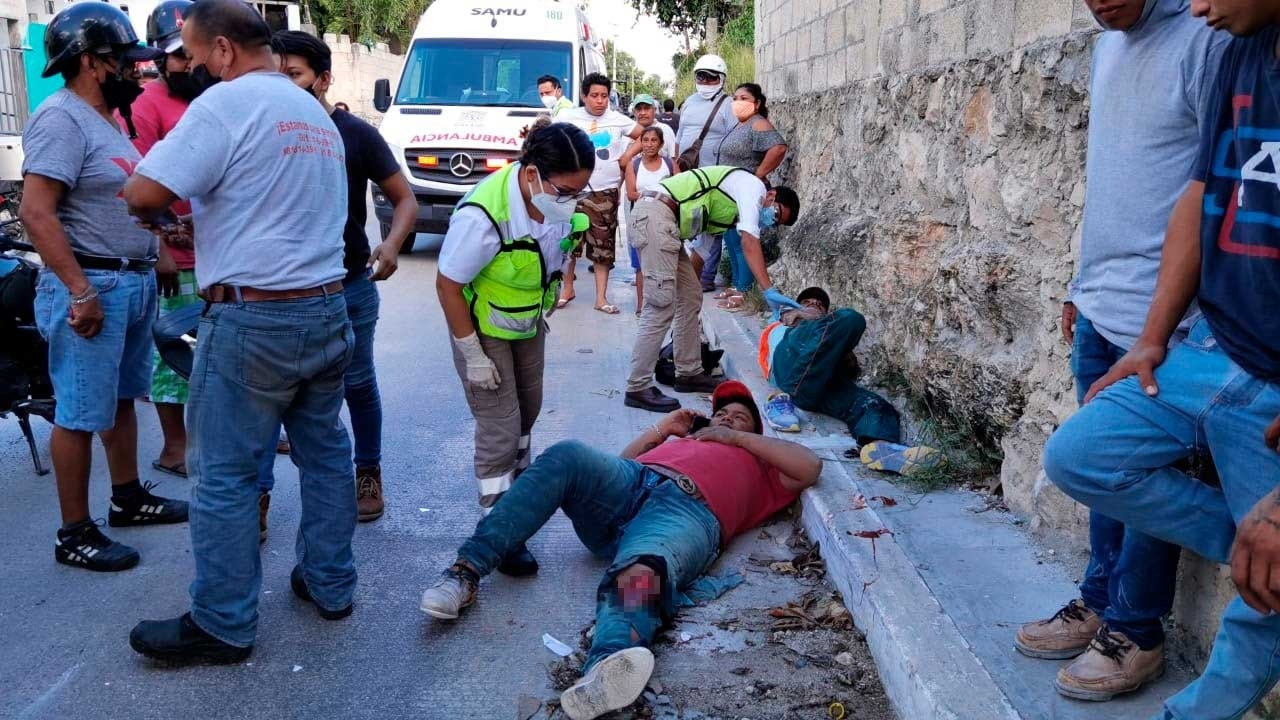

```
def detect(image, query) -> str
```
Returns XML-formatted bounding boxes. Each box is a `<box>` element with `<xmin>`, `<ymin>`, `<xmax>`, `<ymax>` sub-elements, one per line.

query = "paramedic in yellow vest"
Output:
<box><xmin>436</xmin><ymin>117</ymin><xmax>594</xmax><ymax>576</ymax></box>
<box><xmin>624</xmin><ymin>166</ymin><xmax>803</xmax><ymax>414</ymax></box>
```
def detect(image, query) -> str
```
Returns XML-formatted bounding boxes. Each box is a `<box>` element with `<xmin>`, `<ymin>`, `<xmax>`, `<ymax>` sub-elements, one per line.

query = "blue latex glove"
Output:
<box><xmin>763</xmin><ymin>286</ymin><xmax>802</xmax><ymax>320</ymax></box>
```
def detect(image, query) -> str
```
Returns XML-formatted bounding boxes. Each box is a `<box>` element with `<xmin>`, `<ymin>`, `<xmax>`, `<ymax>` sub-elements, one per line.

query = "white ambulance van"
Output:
<box><xmin>371</xmin><ymin>0</ymin><xmax>606</xmax><ymax>252</ymax></box>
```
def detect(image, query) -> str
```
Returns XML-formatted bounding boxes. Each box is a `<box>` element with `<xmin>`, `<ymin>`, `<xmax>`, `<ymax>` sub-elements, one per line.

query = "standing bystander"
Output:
<box><xmin>125</xmin><ymin>0</ymin><xmax>354</xmax><ymax>663</ymax></box>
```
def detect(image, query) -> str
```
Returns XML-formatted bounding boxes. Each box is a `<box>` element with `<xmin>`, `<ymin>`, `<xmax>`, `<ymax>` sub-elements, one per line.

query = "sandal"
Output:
<box><xmin>151</xmin><ymin>459</ymin><xmax>188</xmax><ymax>478</ymax></box>
<box><xmin>594</xmin><ymin>304</ymin><xmax>620</xmax><ymax>315</ymax></box>
<box><xmin>713</xmin><ymin>288</ymin><xmax>741</xmax><ymax>300</ymax></box>
<box><xmin>556</xmin><ymin>294</ymin><xmax>575</xmax><ymax>309</ymax></box>
<box><xmin>717</xmin><ymin>296</ymin><xmax>747</xmax><ymax>311</ymax></box>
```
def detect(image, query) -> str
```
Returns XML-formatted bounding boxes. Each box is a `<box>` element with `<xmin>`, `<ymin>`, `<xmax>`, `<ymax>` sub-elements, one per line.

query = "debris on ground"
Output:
<box><xmin>768</xmin><ymin>590</ymin><xmax>854</xmax><ymax>632</ymax></box>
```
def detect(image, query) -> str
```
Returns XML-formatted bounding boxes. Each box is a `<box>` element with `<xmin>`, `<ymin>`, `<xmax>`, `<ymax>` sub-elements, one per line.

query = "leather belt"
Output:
<box><xmin>643</xmin><ymin>464</ymin><xmax>706</xmax><ymax>502</ymax></box>
<box><xmin>638</xmin><ymin>191</ymin><xmax>679</xmax><ymax>216</ymax></box>
<box><xmin>199</xmin><ymin>281</ymin><xmax>343</xmax><ymax>303</ymax></box>
<box><xmin>74</xmin><ymin>252</ymin><xmax>156</xmax><ymax>272</ymax></box>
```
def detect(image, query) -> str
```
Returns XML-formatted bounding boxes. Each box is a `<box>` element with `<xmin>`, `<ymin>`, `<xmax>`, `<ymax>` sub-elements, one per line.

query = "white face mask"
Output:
<box><xmin>529</xmin><ymin>170</ymin><xmax>578</xmax><ymax>224</ymax></box>
<box><xmin>540</xmin><ymin>94</ymin><xmax>557</xmax><ymax>110</ymax></box>
<box><xmin>696</xmin><ymin>82</ymin><xmax>722</xmax><ymax>99</ymax></box>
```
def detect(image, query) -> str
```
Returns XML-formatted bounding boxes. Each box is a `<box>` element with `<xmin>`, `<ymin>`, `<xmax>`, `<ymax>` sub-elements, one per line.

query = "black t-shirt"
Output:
<box><xmin>331</xmin><ymin>108</ymin><xmax>401</xmax><ymax>277</ymax></box>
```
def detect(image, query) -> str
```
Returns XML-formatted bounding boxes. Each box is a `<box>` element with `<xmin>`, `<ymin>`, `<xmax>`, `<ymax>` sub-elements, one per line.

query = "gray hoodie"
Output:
<box><xmin>1069</xmin><ymin>0</ymin><xmax>1228</xmax><ymax>350</ymax></box>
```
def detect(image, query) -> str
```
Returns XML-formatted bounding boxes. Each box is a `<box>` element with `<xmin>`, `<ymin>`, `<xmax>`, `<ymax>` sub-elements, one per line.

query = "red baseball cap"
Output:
<box><xmin>712</xmin><ymin>380</ymin><xmax>763</xmax><ymax>434</ymax></box>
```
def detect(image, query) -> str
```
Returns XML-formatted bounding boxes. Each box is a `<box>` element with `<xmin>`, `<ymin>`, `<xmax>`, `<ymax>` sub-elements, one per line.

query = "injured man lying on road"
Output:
<box><xmin>419</xmin><ymin>380</ymin><xmax>822</xmax><ymax>720</ymax></box>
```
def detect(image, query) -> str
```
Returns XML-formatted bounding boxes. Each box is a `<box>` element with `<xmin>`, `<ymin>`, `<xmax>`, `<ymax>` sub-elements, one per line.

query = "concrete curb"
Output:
<box><xmin>704</xmin><ymin>301</ymin><xmax>1022</xmax><ymax>720</ymax></box>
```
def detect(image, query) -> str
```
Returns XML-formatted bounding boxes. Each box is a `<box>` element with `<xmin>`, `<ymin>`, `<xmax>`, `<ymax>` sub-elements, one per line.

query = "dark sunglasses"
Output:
<box><xmin>694</xmin><ymin>71</ymin><xmax>721</xmax><ymax>83</ymax></box>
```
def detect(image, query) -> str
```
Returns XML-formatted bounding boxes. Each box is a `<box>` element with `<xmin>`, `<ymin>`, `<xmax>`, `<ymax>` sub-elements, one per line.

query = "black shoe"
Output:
<box><xmin>290</xmin><ymin>565</ymin><xmax>353</xmax><ymax>620</ymax></box>
<box><xmin>108</xmin><ymin>481</ymin><xmax>189</xmax><ymax>527</ymax></box>
<box><xmin>497</xmin><ymin>543</ymin><xmax>539</xmax><ymax>577</ymax></box>
<box><xmin>130</xmin><ymin>613</ymin><xmax>252</xmax><ymax>665</ymax></box>
<box><xmin>55</xmin><ymin>520</ymin><xmax>139</xmax><ymax>572</ymax></box>
<box><xmin>673</xmin><ymin>371</ymin><xmax>724</xmax><ymax>394</ymax></box>
<box><xmin>624</xmin><ymin>387</ymin><xmax>680</xmax><ymax>413</ymax></box>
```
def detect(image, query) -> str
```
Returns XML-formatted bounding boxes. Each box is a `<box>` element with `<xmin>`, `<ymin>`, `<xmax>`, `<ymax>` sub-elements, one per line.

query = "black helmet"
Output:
<box><xmin>147</xmin><ymin>0</ymin><xmax>192</xmax><ymax>53</ymax></box>
<box><xmin>41</xmin><ymin>3</ymin><xmax>163</xmax><ymax>78</ymax></box>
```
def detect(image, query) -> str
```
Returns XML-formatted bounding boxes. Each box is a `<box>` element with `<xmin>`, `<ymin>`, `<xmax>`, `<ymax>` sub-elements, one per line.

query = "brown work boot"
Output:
<box><xmin>356</xmin><ymin>465</ymin><xmax>384</xmax><ymax>522</ymax></box>
<box><xmin>258</xmin><ymin>492</ymin><xmax>270</xmax><ymax>543</ymax></box>
<box><xmin>1055</xmin><ymin>626</ymin><xmax>1164</xmax><ymax>701</ymax></box>
<box><xmin>1015</xmin><ymin>599</ymin><xmax>1101</xmax><ymax>659</ymax></box>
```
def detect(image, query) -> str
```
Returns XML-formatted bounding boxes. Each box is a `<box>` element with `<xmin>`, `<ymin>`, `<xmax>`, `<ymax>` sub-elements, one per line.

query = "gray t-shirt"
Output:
<box><xmin>21</xmin><ymin>89</ymin><xmax>158</xmax><ymax>260</ymax></box>
<box><xmin>677</xmin><ymin>91</ymin><xmax>736</xmax><ymax>167</ymax></box>
<box><xmin>136</xmin><ymin>72</ymin><xmax>346</xmax><ymax>291</ymax></box>
<box><xmin>1070</xmin><ymin>0</ymin><xmax>1228</xmax><ymax>350</ymax></box>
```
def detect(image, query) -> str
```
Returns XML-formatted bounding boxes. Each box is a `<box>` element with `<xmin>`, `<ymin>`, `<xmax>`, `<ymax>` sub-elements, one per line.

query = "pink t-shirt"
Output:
<box><xmin>637</xmin><ymin>437</ymin><xmax>797</xmax><ymax>545</ymax></box>
<box><xmin>117</xmin><ymin>81</ymin><xmax>194</xmax><ymax>268</ymax></box>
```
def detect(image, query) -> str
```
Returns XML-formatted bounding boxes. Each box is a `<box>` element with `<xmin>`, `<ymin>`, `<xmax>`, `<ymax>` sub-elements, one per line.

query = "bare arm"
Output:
<box><xmin>620</xmin><ymin>409</ymin><xmax>702</xmax><ymax>459</ymax></box>
<box><xmin>738</xmin><ymin>231</ymin><xmax>773</xmax><ymax>291</ymax></box>
<box><xmin>1084</xmin><ymin>181</ymin><xmax>1203</xmax><ymax>401</ymax></box>
<box><xmin>756</xmin><ymin>145</ymin><xmax>788</xmax><ymax>180</ymax></box>
<box><xmin>436</xmin><ymin>273</ymin><xmax>477</xmax><ymax>340</ymax></box>
<box><xmin>123</xmin><ymin>173</ymin><xmax>179</xmax><ymax>222</ymax></box>
<box><xmin>368</xmin><ymin>171</ymin><xmax>418</xmax><ymax>281</ymax></box>
<box><xmin>693</xmin><ymin>426</ymin><xmax>822</xmax><ymax>492</ymax></box>
<box><xmin>624</xmin><ymin>160</ymin><xmax>640</xmax><ymax>202</ymax></box>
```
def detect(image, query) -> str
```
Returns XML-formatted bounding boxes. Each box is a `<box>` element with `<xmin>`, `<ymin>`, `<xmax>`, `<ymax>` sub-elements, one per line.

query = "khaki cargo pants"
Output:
<box><xmin>626</xmin><ymin>198</ymin><xmax>703</xmax><ymax>393</ymax></box>
<box><xmin>451</xmin><ymin>325</ymin><xmax>546</xmax><ymax>510</ymax></box>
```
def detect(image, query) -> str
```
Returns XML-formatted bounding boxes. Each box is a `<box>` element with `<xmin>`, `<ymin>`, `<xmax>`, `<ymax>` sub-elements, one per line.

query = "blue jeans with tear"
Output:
<box><xmin>1045</xmin><ymin>318</ymin><xmax>1280</xmax><ymax>720</ymax></box>
<box><xmin>186</xmin><ymin>293</ymin><xmax>355</xmax><ymax>647</ymax></box>
<box><xmin>1070</xmin><ymin>314</ymin><xmax>1181</xmax><ymax>650</ymax></box>
<box><xmin>456</xmin><ymin>440</ymin><xmax>721</xmax><ymax>670</ymax></box>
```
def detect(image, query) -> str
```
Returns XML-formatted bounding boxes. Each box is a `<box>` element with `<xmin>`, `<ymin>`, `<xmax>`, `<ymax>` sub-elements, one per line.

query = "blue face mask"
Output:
<box><xmin>760</xmin><ymin>204</ymin><xmax>779</xmax><ymax>229</ymax></box>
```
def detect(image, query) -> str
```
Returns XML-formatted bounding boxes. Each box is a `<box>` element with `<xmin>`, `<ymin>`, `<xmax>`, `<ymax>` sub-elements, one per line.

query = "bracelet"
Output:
<box><xmin>651</xmin><ymin>423</ymin><xmax>665</xmax><ymax>439</ymax></box>
<box><xmin>70</xmin><ymin>287</ymin><xmax>99</xmax><ymax>306</ymax></box>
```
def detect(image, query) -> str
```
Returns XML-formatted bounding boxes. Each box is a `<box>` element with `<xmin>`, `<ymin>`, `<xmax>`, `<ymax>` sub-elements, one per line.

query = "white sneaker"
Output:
<box><xmin>560</xmin><ymin>647</ymin><xmax>655</xmax><ymax>720</ymax></box>
<box><xmin>419</xmin><ymin>570</ymin><xmax>477</xmax><ymax>620</ymax></box>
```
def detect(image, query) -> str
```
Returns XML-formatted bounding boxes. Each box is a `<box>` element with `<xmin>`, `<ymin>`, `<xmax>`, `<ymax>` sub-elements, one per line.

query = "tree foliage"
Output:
<box><xmin>603</xmin><ymin>44</ymin><xmax>671</xmax><ymax>105</ymax></box>
<box><xmin>308</xmin><ymin>0</ymin><xmax>431</xmax><ymax>51</ymax></box>
<box><xmin>626</xmin><ymin>0</ymin><xmax>744</xmax><ymax>44</ymax></box>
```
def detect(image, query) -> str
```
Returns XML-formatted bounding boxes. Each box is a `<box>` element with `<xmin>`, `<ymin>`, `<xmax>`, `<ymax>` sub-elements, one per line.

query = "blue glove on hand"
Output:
<box><xmin>763</xmin><ymin>287</ymin><xmax>802</xmax><ymax>320</ymax></box>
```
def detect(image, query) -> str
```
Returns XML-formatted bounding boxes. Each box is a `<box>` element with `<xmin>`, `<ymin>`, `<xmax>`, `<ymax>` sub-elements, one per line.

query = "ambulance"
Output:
<box><xmin>371</xmin><ymin>0</ymin><xmax>607</xmax><ymax>252</ymax></box>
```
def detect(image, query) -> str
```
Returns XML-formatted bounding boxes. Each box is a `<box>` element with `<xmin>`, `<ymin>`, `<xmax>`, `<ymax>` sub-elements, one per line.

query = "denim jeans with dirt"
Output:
<box><xmin>456</xmin><ymin>440</ymin><xmax>721</xmax><ymax>671</ymax></box>
<box><xmin>1070</xmin><ymin>313</ymin><xmax>1181</xmax><ymax>651</ymax></box>
<box><xmin>1046</xmin><ymin>318</ymin><xmax>1280</xmax><ymax>719</ymax></box>
<box><xmin>186</xmin><ymin>294</ymin><xmax>355</xmax><ymax>647</ymax></box>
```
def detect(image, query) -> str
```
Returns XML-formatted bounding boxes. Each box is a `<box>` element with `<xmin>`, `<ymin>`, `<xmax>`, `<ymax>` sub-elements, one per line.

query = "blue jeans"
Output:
<box><xmin>34</xmin><ymin>269</ymin><xmax>157</xmax><ymax>431</ymax></box>
<box><xmin>1045</xmin><ymin>318</ymin><xmax>1280</xmax><ymax>719</ymax></box>
<box><xmin>722</xmin><ymin>228</ymin><xmax>754</xmax><ymax>292</ymax></box>
<box><xmin>456</xmin><ymin>440</ymin><xmax>721</xmax><ymax>670</ymax></box>
<box><xmin>1070</xmin><ymin>314</ymin><xmax>1181</xmax><ymax>650</ymax></box>
<box><xmin>186</xmin><ymin>293</ymin><xmax>355</xmax><ymax>647</ymax></box>
<box><xmin>256</xmin><ymin>272</ymin><xmax>382</xmax><ymax>492</ymax></box>
<box><xmin>698</xmin><ymin>234</ymin><xmax>722</xmax><ymax>288</ymax></box>
<box><xmin>342</xmin><ymin>272</ymin><xmax>382</xmax><ymax>468</ymax></box>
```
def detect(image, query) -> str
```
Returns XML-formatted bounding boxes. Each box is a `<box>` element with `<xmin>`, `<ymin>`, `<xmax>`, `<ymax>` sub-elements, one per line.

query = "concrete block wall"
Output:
<box><xmin>323</xmin><ymin>33</ymin><xmax>404</xmax><ymax>122</ymax></box>
<box><xmin>754</xmin><ymin>0</ymin><xmax>1257</xmax><ymax>706</ymax></box>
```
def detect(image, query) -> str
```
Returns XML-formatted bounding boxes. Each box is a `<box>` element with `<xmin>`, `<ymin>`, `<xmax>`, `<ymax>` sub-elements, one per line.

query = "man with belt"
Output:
<box><xmin>21</xmin><ymin>2</ymin><xmax>183</xmax><ymax>574</ymax></box>
<box><xmin>123</xmin><ymin>0</ymin><xmax>354</xmax><ymax>664</ymax></box>
<box><xmin>419</xmin><ymin>380</ymin><xmax>822</xmax><ymax>720</ymax></box>
<box><xmin>624</xmin><ymin>166</ymin><xmax>802</xmax><ymax>413</ymax></box>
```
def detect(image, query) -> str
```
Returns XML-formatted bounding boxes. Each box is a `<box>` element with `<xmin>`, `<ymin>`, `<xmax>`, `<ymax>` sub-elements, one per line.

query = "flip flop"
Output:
<box><xmin>717</xmin><ymin>296</ymin><xmax>747</xmax><ymax>311</ymax></box>
<box><xmin>152</xmin><ymin>459</ymin><xmax>188</xmax><ymax>478</ymax></box>
<box><xmin>594</xmin><ymin>304</ymin><xmax>620</xmax><ymax>315</ymax></box>
<box><xmin>713</xmin><ymin>288</ymin><xmax>742</xmax><ymax>300</ymax></box>
<box><xmin>556</xmin><ymin>294</ymin><xmax>576</xmax><ymax>309</ymax></box>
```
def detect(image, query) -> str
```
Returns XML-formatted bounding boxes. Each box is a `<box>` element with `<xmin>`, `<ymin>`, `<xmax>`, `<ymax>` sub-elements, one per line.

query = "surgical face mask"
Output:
<box><xmin>188</xmin><ymin>65</ymin><xmax>221</xmax><ymax>95</ymax></box>
<box><xmin>101</xmin><ymin>71</ymin><xmax>143</xmax><ymax>111</ymax></box>
<box><xmin>165</xmin><ymin>71</ymin><xmax>202</xmax><ymax>102</ymax></box>
<box><xmin>696</xmin><ymin>81</ymin><xmax>722</xmax><ymax>100</ymax></box>
<box><xmin>540</xmin><ymin>94</ymin><xmax>557</xmax><ymax>110</ymax></box>
<box><xmin>732</xmin><ymin>99</ymin><xmax>755</xmax><ymax>122</ymax></box>
<box><xmin>760</xmin><ymin>204</ymin><xmax>779</xmax><ymax>229</ymax></box>
<box><xmin>529</xmin><ymin>171</ymin><xmax>578</xmax><ymax>224</ymax></box>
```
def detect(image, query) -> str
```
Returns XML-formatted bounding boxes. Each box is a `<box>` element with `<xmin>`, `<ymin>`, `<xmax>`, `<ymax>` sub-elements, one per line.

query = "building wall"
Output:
<box><xmin>324</xmin><ymin>34</ymin><xmax>404</xmax><ymax>123</ymax></box>
<box><xmin>754</xmin><ymin>0</ymin><xmax>1249</xmax><ymax>696</ymax></box>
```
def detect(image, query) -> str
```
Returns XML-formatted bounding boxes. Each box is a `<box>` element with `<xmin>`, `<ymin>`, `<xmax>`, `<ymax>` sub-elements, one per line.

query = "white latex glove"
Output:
<box><xmin>453</xmin><ymin>333</ymin><xmax>500</xmax><ymax>390</ymax></box>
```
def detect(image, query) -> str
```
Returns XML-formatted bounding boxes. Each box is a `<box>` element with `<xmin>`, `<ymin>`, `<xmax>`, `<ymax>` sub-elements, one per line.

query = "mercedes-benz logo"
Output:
<box><xmin>449</xmin><ymin>153</ymin><xmax>475</xmax><ymax>178</ymax></box>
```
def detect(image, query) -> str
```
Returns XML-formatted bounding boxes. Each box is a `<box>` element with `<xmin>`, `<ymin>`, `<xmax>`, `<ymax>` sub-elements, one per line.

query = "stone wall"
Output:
<box><xmin>754</xmin><ymin>0</ymin><xmax>1243</xmax><ymax>691</ymax></box>
<box><xmin>323</xmin><ymin>34</ymin><xmax>404</xmax><ymax>122</ymax></box>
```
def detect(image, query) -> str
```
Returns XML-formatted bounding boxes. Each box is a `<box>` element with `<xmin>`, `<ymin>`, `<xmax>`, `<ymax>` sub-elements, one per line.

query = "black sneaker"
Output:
<box><xmin>55</xmin><ymin>520</ymin><xmax>140</xmax><ymax>572</ymax></box>
<box><xmin>673</xmin><ymin>372</ymin><xmax>724</xmax><ymax>394</ymax></box>
<box><xmin>290</xmin><ymin>565</ymin><xmax>353</xmax><ymax>620</ymax></box>
<box><xmin>108</xmin><ymin>481</ymin><xmax>189</xmax><ymax>527</ymax></box>
<box><xmin>624</xmin><ymin>387</ymin><xmax>680</xmax><ymax>413</ymax></box>
<box><xmin>497</xmin><ymin>543</ymin><xmax>539</xmax><ymax>577</ymax></box>
<box><xmin>130</xmin><ymin>613</ymin><xmax>252</xmax><ymax>665</ymax></box>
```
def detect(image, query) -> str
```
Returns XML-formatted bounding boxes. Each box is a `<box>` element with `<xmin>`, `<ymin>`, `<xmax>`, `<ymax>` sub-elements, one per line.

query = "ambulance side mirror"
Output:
<box><xmin>374</xmin><ymin>79</ymin><xmax>391</xmax><ymax>113</ymax></box>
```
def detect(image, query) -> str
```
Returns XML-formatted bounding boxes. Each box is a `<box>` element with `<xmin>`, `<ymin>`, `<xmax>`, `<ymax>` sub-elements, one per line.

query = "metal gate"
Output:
<box><xmin>0</xmin><ymin>49</ymin><xmax>28</xmax><ymax>135</ymax></box>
